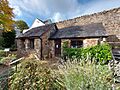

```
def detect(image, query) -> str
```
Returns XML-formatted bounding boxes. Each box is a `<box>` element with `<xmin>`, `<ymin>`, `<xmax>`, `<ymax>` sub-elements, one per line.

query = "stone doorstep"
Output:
<box><xmin>115</xmin><ymin>76</ymin><xmax>120</xmax><ymax>83</ymax></box>
<box><xmin>115</xmin><ymin>57</ymin><xmax>120</xmax><ymax>60</ymax></box>
<box><xmin>113</xmin><ymin>53</ymin><xmax>120</xmax><ymax>56</ymax></box>
<box><xmin>116</xmin><ymin>35</ymin><xmax>120</xmax><ymax>39</ymax></box>
<box><xmin>109</xmin><ymin>59</ymin><xmax>120</xmax><ymax>83</ymax></box>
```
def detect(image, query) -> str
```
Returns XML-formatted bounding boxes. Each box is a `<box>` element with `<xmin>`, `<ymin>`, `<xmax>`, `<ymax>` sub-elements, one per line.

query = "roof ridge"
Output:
<box><xmin>29</xmin><ymin>23</ymin><xmax>55</xmax><ymax>30</ymax></box>
<box><xmin>36</xmin><ymin>18</ymin><xmax>44</xmax><ymax>23</ymax></box>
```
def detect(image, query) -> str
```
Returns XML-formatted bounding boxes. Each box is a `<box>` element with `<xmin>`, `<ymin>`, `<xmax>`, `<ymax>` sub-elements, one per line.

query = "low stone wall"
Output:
<box><xmin>109</xmin><ymin>59</ymin><xmax>120</xmax><ymax>82</ymax></box>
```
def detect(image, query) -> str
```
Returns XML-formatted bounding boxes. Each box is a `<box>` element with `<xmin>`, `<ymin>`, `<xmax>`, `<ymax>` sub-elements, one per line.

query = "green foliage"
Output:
<box><xmin>0</xmin><ymin>50</ymin><xmax>6</xmax><ymax>57</ymax></box>
<box><xmin>63</xmin><ymin>43</ymin><xmax>112</xmax><ymax>64</ymax></box>
<box><xmin>9</xmin><ymin>59</ymin><xmax>63</xmax><ymax>90</ymax></box>
<box><xmin>9</xmin><ymin>57</ymin><xmax>119</xmax><ymax>90</ymax></box>
<box><xmin>0</xmin><ymin>0</ymin><xmax>14</xmax><ymax>31</ymax></box>
<box><xmin>58</xmin><ymin>60</ymin><xmax>113</xmax><ymax>90</ymax></box>
<box><xmin>0</xmin><ymin>54</ymin><xmax>16</xmax><ymax>63</ymax></box>
<box><xmin>2</xmin><ymin>30</ymin><xmax>16</xmax><ymax>48</ymax></box>
<box><xmin>0</xmin><ymin>50</ymin><xmax>16</xmax><ymax>63</ymax></box>
<box><xmin>0</xmin><ymin>36</ymin><xmax>4</xmax><ymax>49</ymax></box>
<box><xmin>15</xmin><ymin>20</ymin><xmax>29</xmax><ymax>33</ymax></box>
<box><xmin>62</xmin><ymin>41</ymin><xmax>69</xmax><ymax>49</ymax></box>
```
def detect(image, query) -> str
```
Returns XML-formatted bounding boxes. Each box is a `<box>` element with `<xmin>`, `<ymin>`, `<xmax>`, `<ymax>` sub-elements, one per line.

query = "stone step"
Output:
<box><xmin>115</xmin><ymin>57</ymin><xmax>120</xmax><ymax>60</ymax></box>
<box><xmin>113</xmin><ymin>54</ymin><xmax>120</xmax><ymax>57</ymax></box>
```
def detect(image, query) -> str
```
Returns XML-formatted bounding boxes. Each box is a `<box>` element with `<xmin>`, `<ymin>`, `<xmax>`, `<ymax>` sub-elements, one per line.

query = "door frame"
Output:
<box><xmin>54</xmin><ymin>39</ymin><xmax>61</xmax><ymax>57</ymax></box>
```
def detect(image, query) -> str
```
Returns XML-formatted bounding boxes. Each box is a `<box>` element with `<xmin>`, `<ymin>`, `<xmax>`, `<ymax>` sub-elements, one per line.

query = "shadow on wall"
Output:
<box><xmin>107</xmin><ymin>35</ymin><xmax>120</xmax><ymax>42</ymax></box>
<box><xmin>107</xmin><ymin>35</ymin><xmax>120</xmax><ymax>49</ymax></box>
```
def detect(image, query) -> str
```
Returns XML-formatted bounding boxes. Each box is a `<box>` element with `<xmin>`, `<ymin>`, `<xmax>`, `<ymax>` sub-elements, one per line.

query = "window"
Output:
<box><xmin>71</xmin><ymin>40</ymin><xmax>83</xmax><ymax>48</ymax></box>
<box><xmin>30</xmin><ymin>39</ymin><xmax>34</xmax><ymax>49</ymax></box>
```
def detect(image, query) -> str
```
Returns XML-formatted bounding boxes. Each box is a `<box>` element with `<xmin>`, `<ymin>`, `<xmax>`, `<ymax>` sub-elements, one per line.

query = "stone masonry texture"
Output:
<box><xmin>56</xmin><ymin>7</ymin><xmax>120</xmax><ymax>42</ymax></box>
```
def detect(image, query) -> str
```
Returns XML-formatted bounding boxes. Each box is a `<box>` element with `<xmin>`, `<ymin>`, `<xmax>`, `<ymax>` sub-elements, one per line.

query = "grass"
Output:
<box><xmin>57</xmin><ymin>60</ymin><xmax>113</xmax><ymax>90</ymax></box>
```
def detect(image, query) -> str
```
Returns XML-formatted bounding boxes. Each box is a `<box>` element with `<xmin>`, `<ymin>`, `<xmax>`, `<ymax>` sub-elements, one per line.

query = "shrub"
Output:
<box><xmin>0</xmin><ymin>50</ymin><xmax>6</xmax><ymax>57</ymax></box>
<box><xmin>9</xmin><ymin>59</ymin><xmax>64</xmax><ymax>90</ymax></box>
<box><xmin>0</xmin><ymin>54</ymin><xmax>16</xmax><ymax>64</ymax></box>
<box><xmin>63</xmin><ymin>43</ymin><xmax>112</xmax><ymax>64</ymax></box>
<box><xmin>9</xmin><ymin>56</ymin><xmax>119</xmax><ymax>90</ymax></box>
<box><xmin>0</xmin><ymin>36</ymin><xmax>4</xmax><ymax>49</ymax></box>
<box><xmin>58</xmin><ymin>60</ymin><xmax>113</xmax><ymax>90</ymax></box>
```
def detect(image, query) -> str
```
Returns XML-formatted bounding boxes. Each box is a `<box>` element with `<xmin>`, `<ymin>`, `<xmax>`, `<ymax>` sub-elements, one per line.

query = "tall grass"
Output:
<box><xmin>58</xmin><ymin>60</ymin><xmax>113</xmax><ymax>90</ymax></box>
<box><xmin>9</xmin><ymin>56</ymin><xmax>119</xmax><ymax>90</ymax></box>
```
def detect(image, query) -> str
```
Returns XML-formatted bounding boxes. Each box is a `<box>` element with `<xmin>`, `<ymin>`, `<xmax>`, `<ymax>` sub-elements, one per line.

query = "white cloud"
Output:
<box><xmin>12</xmin><ymin>6</ymin><xmax>22</xmax><ymax>16</ymax></box>
<box><xmin>82</xmin><ymin>0</ymin><xmax>120</xmax><ymax>15</ymax></box>
<box><xmin>52</xmin><ymin>12</ymin><xmax>65</xmax><ymax>22</ymax></box>
<box><xmin>8</xmin><ymin>0</ymin><xmax>82</xmax><ymax>22</ymax></box>
<box><xmin>8</xmin><ymin>0</ymin><xmax>120</xmax><ymax>24</ymax></box>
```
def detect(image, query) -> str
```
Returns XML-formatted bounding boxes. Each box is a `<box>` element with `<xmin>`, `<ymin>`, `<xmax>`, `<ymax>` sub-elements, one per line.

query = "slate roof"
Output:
<box><xmin>50</xmin><ymin>23</ymin><xmax>108</xmax><ymax>39</ymax></box>
<box><xmin>17</xmin><ymin>23</ymin><xmax>56</xmax><ymax>38</ymax></box>
<box><xmin>17</xmin><ymin>23</ymin><xmax>107</xmax><ymax>39</ymax></box>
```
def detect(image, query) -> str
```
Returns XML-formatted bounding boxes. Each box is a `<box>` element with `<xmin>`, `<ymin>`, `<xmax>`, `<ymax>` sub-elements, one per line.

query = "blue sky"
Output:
<box><xmin>8</xmin><ymin>0</ymin><xmax>120</xmax><ymax>27</ymax></box>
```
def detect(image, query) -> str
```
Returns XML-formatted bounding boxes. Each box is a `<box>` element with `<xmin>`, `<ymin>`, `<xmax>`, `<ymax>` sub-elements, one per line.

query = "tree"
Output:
<box><xmin>2</xmin><ymin>30</ymin><xmax>16</xmax><ymax>48</ymax></box>
<box><xmin>15</xmin><ymin>20</ymin><xmax>29</xmax><ymax>33</ymax></box>
<box><xmin>0</xmin><ymin>0</ymin><xmax>14</xmax><ymax>31</ymax></box>
<box><xmin>0</xmin><ymin>0</ymin><xmax>15</xmax><ymax>48</ymax></box>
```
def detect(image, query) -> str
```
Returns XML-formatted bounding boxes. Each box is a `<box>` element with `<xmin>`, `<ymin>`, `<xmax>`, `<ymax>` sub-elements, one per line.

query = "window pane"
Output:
<box><xmin>71</xmin><ymin>40</ymin><xmax>83</xmax><ymax>48</ymax></box>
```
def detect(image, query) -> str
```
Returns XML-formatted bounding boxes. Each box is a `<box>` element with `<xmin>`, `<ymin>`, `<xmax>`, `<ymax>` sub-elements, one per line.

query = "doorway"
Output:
<box><xmin>55</xmin><ymin>39</ymin><xmax>61</xmax><ymax>57</ymax></box>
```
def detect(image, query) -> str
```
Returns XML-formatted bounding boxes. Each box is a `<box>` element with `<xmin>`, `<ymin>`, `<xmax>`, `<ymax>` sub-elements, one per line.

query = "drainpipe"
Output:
<box><xmin>39</xmin><ymin>38</ymin><xmax>43</xmax><ymax>60</ymax></box>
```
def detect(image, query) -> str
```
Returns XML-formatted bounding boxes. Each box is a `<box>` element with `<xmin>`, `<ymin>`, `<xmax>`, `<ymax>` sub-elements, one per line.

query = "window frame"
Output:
<box><xmin>71</xmin><ymin>39</ymin><xmax>83</xmax><ymax>48</ymax></box>
<box><xmin>30</xmin><ymin>39</ymin><xmax>34</xmax><ymax>49</ymax></box>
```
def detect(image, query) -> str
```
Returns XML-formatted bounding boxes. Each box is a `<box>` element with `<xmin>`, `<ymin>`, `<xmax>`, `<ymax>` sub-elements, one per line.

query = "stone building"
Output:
<box><xmin>16</xmin><ymin>23</ymin><xmax>107</xmax><ymax>59</ymax></box>
<box><xmin>16</xmin><ymin>7</ymin><xmax>120</xmax><ymax>59</ymax></box>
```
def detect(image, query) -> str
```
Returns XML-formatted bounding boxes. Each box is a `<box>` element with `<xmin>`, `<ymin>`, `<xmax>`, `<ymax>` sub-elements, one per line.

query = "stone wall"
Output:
<box><xmin>17</xmin><ymin>27</ymin><xmax>56</xmax><ymax>59</ymax></box>
<box><xmin>41</xmin><ymin>29</ymin><xmax>55</xmax><ymax>59</ymax></box>
<box><xmin>34</xmin><ymin>39</ymin><xmax>41</xmax><ymax>59</ymax></box>
<box><xmin>56</xmin><ymin>7</ymin><xmax>120</xmax><ymax>42</ymax></box>
<box><xmin>17</xmin><ymin>39</ymin><xmax>26</xmax><ymax>58</ymax></box>
<box><xmin>17</xmin><ymin>38</ymin><xmax>42</xmax><ymax>59</ymax></box>
<box><xmin>49</xmin><ymin>40</ymin><xmax>55</xmax><ymax>58</ymax></box>
<box><xmin>83</xmin><ymin>38</ymin><xmax>99</xmax><ymax>48</ymax></box>
<box><xmin>41</xmin><ymin>34</ymin><xmax>50</xmax><ymax>59</ymax></box>
<box><xmin>17</xmin><ymin>39</ymin><xmax>25</xmax><ymax>49</ymax></box>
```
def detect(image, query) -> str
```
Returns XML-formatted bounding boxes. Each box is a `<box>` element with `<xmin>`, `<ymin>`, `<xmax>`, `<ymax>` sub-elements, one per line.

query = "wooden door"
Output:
<box><xmin>55</xmin><ymin>39</ymin><xmax>61</xmax><ymax>57</ymax></box>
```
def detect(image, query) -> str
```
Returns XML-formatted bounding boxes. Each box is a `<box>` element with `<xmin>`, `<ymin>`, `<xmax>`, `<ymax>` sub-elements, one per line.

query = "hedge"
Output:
<box><xmin>63</xmin><ymin>43</ymin><xmax>112</xmax><ymax>64</ymax></box>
